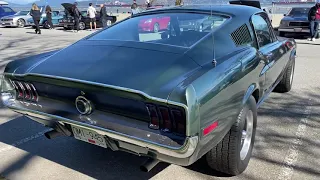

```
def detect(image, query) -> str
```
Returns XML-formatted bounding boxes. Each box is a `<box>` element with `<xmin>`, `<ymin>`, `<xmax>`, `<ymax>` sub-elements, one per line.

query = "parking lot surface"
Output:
<box><xmin>0</xmin><ymin>27</ymin><xmax>319</xmax><ymax>180</ymax></box>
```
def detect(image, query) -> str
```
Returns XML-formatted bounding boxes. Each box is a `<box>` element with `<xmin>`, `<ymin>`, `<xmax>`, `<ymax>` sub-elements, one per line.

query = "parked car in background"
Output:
<box><xmin>138</xmin><ymin>15</ymin><xmax>170</xmax><ymax>33</ymax></box>
<box><xmin>0</xmin><ymin>1</ymin><xmax>297</xmax><ymax>176</ymax></box>
<box><xmin>278</xmin><ymin>7</ymin><xmax>319</xmax><ymax>37</ymax></box>
<box><xmin>0</xmin><ymin>10</ymin><xmax>31</xmax><ymax>28</ymax></box>
<box><xmin>28</xmin><ymin>10</ymin><xmax>63</xmax><ymax>29</ymax></box>
<box><xmin>59</xmin><ymin>3</ymin><xmax>117</xmax><ymax>30</ymax></box>
<box><xmin>0</xmin><ymin>5</ymin><xmax>15</xmax><ymax>19</ymax></box>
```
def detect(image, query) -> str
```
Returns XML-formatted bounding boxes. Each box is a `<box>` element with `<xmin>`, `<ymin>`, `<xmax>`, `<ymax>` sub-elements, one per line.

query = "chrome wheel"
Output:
<box><xmin>199</xmin><ymin>24</ymin><xmax>203</xmax><ymax>32</ymax></box>
<box><xmin>79</xmin><ymin>22</ymin><xmax>85</xmax><ymax>30</ymax></box>
<box><xmin>153</xmin><ymin>23</ymin><xmax>159</xmax><ymax>33</ymax></box>
<box><xmin>107</xmin><ymin>20</ymin><xmax>112</xmax><ymax>26</ymax></box>
<box><xmin>240</xmin><ymin>110</ymin><xmax>254</xmax><ymax>160</ymax></box>
<box><xmin>17</xmin><ymin>19</ymin><xmax>25</xmax><ymax>28</ymax></box>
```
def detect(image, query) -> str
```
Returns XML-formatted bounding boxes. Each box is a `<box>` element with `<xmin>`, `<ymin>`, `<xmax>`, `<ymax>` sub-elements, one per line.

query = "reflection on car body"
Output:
<box><xmin>0</xmin><ymin>1</ymin><xmax>297</xmax><ymax>177</ymax></box>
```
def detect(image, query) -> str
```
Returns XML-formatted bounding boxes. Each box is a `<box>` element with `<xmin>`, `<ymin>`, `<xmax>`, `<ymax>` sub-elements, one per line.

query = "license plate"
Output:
<box><xmin>294</xmin><ymin>28</ymin><xmax>302</xmax><ymax>32</ymax></box>
<box><xmin>64</xmin><ymin>25</ymin><xmax>67</xmax><ymax>27</ymax></box>
<box><xmin>71</xmin><ymin>125</ymin><xmax>108</xmax><ymax>148</ymax></box>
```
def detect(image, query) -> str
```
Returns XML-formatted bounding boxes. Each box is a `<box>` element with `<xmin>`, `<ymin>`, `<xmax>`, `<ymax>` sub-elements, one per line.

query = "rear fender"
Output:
<box><xmin>242</xmin><ymin>83</ymin><xmax>259</xmax><ymax>106</ymax></box>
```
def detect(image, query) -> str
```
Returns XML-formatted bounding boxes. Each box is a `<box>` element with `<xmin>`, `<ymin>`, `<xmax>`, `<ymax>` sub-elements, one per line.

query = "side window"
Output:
<box><xmin>251</xmin><ymin>14</ymin><xmax>273</xmax><ymax>48</ymax></box>
<box><xmin>2</xmin><ymin>7</ymin><xmax>14</xmax><ymax>13</ymax></box>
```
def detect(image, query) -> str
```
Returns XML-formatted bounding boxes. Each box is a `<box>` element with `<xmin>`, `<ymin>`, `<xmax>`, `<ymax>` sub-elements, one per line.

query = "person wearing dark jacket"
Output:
<box><xmin>308</xmin><ymin>1</ymin><xmax>320</xmax><ymax>41</ymax></box>
<box><xmin>30</xmin><ymin>3</ymin><xmax>41</xmax><ymax>34</ymax></box>
<box><xmin>72</xmin><ymin>2</ymin><xmax>81</xmax><ymax>32</ymax></box>
<box><xmin>45</xmin><ymin>5</ymin><xmax>54</xmax><ymax>30</ymax></box>
<box><xmin>100</xmin><ymin>4</ymin><xmax>108</xmax><ymax>27</ymax></box>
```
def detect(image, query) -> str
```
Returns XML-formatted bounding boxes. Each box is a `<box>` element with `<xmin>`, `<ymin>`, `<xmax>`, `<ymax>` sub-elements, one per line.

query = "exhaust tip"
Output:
<box><xmin>140</xmin><ymin>158</ymin><xmax>159</xmax><ymax>172</ymax></box>
<box><xmin>140</xmin><ymin>165</ymin><xmax>149</xmax><ymax>172</ymax></box>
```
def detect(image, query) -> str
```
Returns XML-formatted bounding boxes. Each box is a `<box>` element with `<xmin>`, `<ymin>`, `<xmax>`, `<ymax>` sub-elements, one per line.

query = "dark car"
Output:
<box><xmin>0</xmin><ymin>6</ymin><xmax>15</xmax><ymax>19</ymax></box>
<box><xmin>59</xmin><ymin>3</ymin><xmax>117</xmax><ymax>30</ymax></box>
<box><xmin>0</xmin><ymin>1</ymin><xmax>296</xmax><ymax>176</ymax></box>
<box><xmin>278</xmin><ymin>7</ymin><xmax>320</xmax><ymax>37</ymax></box>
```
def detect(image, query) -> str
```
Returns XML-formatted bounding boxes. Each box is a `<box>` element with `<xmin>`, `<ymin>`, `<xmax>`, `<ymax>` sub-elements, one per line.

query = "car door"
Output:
<box><xmin>250</xmin><ymin>13</ymin><xmax>284</xmax><ymax>92</ymax></box>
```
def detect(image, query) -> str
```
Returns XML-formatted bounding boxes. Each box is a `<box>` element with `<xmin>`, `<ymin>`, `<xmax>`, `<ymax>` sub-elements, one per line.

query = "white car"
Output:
<box><xmin>0</xmin><ymin>11</ymin><xmax>31</xmax><ymax>28</ymax></box>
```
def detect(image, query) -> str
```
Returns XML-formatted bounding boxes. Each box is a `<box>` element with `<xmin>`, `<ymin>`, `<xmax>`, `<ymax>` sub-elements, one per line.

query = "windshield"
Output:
<box><xmin>15</xmin><ymin>11</ymin><xmax>29</xmax><ymax>16</ymax></box>
<box><xmin>88</xmin><ymin>13</ymin><xmax>228</xmax><ymax>47</ymax></box>
<box><xmin>288</xmin><ymin>8</ymin><xmax>310</xmax><ymax>16</ymax></box>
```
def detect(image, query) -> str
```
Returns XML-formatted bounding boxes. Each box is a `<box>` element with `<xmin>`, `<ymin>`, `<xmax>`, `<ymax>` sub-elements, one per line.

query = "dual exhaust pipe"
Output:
<box><xmin>44</xmin><ymin>123</ymin><xmax>160</xmax><ymax>172</ymax></box>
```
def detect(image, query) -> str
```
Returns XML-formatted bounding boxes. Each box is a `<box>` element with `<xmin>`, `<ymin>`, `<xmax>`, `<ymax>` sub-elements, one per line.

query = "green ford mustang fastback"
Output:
<box><xmin>0</xmin><ymin>1</ymin><xmax>296</xmax><ymax>176</ymax></box>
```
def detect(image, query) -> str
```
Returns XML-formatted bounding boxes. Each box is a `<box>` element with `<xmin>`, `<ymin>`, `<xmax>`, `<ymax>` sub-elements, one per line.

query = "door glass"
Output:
<box><xmin>251</xmin><ymin>15</ymin><xmax>273</xmax><ymax>48</ymax></box>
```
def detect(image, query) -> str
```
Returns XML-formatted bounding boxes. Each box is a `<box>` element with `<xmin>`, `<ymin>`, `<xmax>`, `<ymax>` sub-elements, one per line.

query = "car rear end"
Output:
<box><xmin>0</xmin><ymin>74</ymin><xmax>198</xmax><ymax>168</ymax></box>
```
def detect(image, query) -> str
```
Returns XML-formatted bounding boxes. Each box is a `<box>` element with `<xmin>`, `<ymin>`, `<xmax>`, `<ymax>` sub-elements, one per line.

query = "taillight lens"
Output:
<box><xmin>9</xmin><ymin>80</ymin><xmax>38</xmax><ymax>102</ymax></box>
<box><xmin>171</xmin><ymin>109</ymin><xmax>186</xmax><ymax>134</ymax></box>
<box><xmin>146</xmin><ymin>104</ymin><xmax>160</xmax><ymax>130</ymax></box>
<box><xmin>146</xmin><ymin>104</ymin><xmax>186</xmax><ymax>135</ymax></box>
<box><xmin>159</xmin><ymin>107</ymin><xmax>172</xmax><ymax>132</ymax></box>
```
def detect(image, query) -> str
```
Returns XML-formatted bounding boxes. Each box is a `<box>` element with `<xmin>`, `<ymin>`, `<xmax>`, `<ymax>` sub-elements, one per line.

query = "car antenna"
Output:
<box><xmin>211</xmin><ymin>4</ymin><xmax>217</xmax><ymax>67</ymax></box>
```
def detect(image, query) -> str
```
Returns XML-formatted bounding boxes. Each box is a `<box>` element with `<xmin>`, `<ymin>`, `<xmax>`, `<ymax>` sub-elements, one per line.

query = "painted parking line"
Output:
<box><xmin>277</xmin><ymin>101</ymin><xmax>312</xmax><ymax>180</ymax></box>
<box><xmin>0</xmin><ymin>129</ymin><xmax>50</xmax><ymax>154</ymax></box>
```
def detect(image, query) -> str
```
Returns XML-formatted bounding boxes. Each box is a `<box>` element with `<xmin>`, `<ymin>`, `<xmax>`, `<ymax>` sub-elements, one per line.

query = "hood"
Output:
<box><xmin>9</xmin><ymin>40</ymin><xmax>201</xmax><ymax>99</ymax></box>
<box><xmin>61</xmin><ymin>3</ymin><xmax>73</xmax><ymax>14</ymax></box>
<box><xmin>282</xmin><ymin>15</ymin><xmax>308</xmax><ymax>21</ymax></box>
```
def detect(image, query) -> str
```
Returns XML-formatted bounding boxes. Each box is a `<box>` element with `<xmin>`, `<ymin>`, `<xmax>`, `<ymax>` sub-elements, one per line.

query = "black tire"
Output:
<box><xmin>43</xmin><ymin>21</ymin><xmax>50</xmax><ymax>29</ymax></box>
<box><xmin>279</xmin><ymin>31</ymin><xmax>285</xmax><ymax>37</ymax></box>
<box><xmin>274</xmin><ymin>58</ymin><xmax>295</xmax><ymax>93</ymax></box>
<box><xmin>206</xmin><ymin>96</ymin><xmax>257</xmax><ymax>175</ymax></box>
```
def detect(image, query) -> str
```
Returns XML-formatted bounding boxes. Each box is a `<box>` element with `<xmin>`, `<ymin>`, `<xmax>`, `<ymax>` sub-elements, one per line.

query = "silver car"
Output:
<box><xmin>0</xmin><ymin>11</ymin><xmax>31</xmax><ymax>28</ymax></box>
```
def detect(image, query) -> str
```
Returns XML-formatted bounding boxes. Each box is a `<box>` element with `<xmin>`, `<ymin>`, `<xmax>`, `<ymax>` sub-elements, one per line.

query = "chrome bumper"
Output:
<box><xmin>5</xmin><ymin>103</ymin><xmax>198</xmax><ymax>159</ymax></box>
<box><xmin>278</xmin><ymin>28</ymin><xmax>310</xmax><ymax>33</ymax></box>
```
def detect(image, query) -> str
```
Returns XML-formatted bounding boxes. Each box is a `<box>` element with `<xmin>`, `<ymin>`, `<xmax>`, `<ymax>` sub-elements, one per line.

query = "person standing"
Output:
<box><xmin>45</xmin><ymin>5</ymin><xmax>54</xmax><ymax>30</ymax></box>
<box><xmin>30</xmin><ymin>3</ymin><xmax>41</xmax><ymax>34</ymax></box>
<box><xmin>100</xmin><ymin>4</ymin><xmax>108</xmax><ymax>28</ymax></box>
<box><xmin>72</xmin><ymin>2</ymin><xmax>81</xmax><ymax>33</ymax></box>
<box><xmin>308</xmin><ymin>1</ymin><xmax>320</xmax><ymax>41</ymax></box>
<box><xmin>87</xmin><ymin>3</ymin><xmax>97</xmax><ymax>30</ymax></box>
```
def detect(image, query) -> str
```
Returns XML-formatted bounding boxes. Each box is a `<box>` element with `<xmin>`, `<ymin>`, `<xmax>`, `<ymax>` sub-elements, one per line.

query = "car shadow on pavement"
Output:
<box><xmin>0</xmin><ymin>84</ymin><xmax>320</xmax><ymax>179</ymax></box>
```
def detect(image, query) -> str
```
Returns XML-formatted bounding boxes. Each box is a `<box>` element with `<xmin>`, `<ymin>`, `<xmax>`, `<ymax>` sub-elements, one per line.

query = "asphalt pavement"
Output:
<box><xmin>0</xmin><ymin>27</ymin><xmax>319</xmax><ymax>180</ymax></box>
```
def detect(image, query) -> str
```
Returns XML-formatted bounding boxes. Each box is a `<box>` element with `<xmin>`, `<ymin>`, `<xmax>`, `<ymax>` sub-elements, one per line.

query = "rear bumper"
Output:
<box><xmin>5</xmin><ymin>103</ymin><xmax>199</xmax><ymax>166</ymax></box>
<box><xmin>278</xmin><ymin>28</ymin><xmax>310</xmax><ymax>33</ymax></box>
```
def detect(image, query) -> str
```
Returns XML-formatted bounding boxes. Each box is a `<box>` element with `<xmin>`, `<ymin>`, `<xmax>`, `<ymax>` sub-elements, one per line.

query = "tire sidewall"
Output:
<box><xmin>235</xmin><ymin>97</ymin><xmax>257</xmax><ymax>173</ymax></box>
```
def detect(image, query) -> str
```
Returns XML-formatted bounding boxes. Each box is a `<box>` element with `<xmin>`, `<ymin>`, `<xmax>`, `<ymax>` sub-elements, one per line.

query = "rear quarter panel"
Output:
<box><xmin>169</xmin><ymin>46</ymin><xmax>265</xmax><ymax>159</ymax></box>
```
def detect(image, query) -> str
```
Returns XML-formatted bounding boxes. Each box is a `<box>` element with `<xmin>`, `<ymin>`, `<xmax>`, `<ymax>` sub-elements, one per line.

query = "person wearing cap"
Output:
<box><xmin>307</xmin><ymin>0</ymin><xmax>320</xmax><ymax>41</ymax></box>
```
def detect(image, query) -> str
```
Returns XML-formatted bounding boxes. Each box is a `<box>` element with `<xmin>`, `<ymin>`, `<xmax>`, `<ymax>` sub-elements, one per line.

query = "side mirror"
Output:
<box><xmin>161</xmin><ymin>32</ymin><xmax>168</xmax><ymax>39</ymax></box>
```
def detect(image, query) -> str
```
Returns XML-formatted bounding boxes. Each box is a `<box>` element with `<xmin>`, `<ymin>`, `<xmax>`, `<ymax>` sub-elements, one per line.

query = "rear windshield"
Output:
<box><xmin>88</xmin><ymin>13</ymin><xmax>229</xmax><ymax>47</ymax></box>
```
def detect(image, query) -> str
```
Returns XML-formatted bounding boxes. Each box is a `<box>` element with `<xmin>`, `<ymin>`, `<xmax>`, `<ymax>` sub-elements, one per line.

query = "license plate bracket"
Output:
<box><xmin>71</xmin><ymin>125</ymin><xmax>108</xmax><ymax>148</ymax></box>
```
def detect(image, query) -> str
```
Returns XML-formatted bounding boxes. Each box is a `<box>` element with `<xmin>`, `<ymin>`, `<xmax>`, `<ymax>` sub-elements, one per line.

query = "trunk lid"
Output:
<box><xmin>21</xmin><ymin>40</ymin><xmax>200</xmax><ymax>100</ymax></box>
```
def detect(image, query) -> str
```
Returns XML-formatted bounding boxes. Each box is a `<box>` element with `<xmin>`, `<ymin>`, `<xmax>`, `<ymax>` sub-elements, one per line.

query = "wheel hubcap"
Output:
<box><xmin>240</xmin><ymin>110</ymin><xmax>254</xmax><ymax>160</ymax></box>
<box><xmin>17</xmin><ymin>20</ymin><xmax>24</xmax><ymax>27</ymax></box>
<box><xmin>107</xmin><ymin>20</ymin><xmax>111</xmax><ymax>26</ymax></box>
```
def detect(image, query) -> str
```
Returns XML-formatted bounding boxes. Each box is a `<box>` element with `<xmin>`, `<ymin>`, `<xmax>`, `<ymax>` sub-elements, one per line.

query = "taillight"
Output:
<box><xmin>146</xmin><ymin>104</ymin><xmax>160</xmax><ymax>130</ymax></box>
<box><xmin>171</xmin><ymin>109</ymin><xmax>185</xmax><ymax>134</ymax></box>
<box><xmin>146</xmin><ymin>104</ymin><xmax>186</xmax><ymax>135</ymax></box>
<box><xmin>9</xmin><ymin>80</ymin><xmax>38</xmax><ymax>102</ymax></box>
<box><xmin>159</xmin><ymin>107</ymin><xmax>172</xmax><ymax>132</ymax></box>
